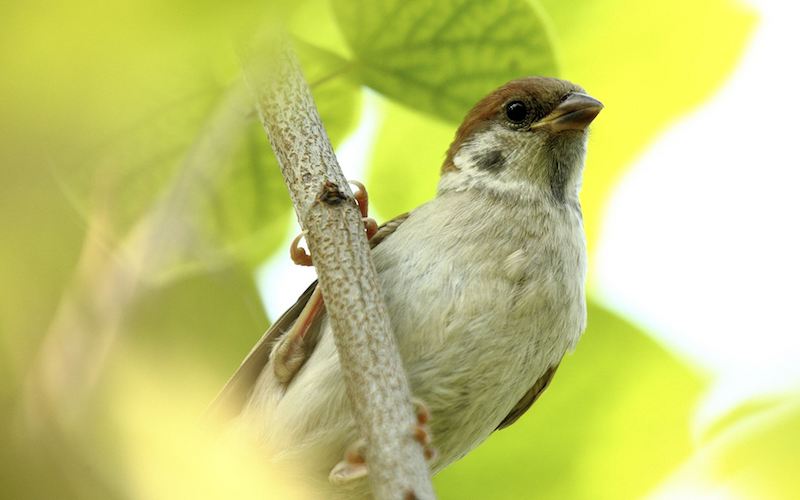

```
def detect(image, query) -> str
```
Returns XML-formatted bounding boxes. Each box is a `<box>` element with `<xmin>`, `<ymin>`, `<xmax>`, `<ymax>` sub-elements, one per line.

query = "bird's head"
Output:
<box><xmin>439</xmin><ymin>77</ymin><xmax>603</xmax><ymax>203</ymax></box>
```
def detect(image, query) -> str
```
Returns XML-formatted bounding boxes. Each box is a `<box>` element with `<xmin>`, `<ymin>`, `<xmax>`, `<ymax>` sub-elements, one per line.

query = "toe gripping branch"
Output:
<box><xmin>329</xmin><ymin>399</ymin><xmax>437</xmax><ymax>485</ymax></box>
<box><xmin>350</xmin><ymin>180</ymin><xmax>378</xmax><ymax>240</ymax></box>
<box><xmin>275</xmin><ymin>181</ymin><xmax>379</xmax><ymax>384</ymax></box>
<box><xmin>289</xmin><ymin>180</ymin><xmax>377</xmax><ymax>267</ymax></box>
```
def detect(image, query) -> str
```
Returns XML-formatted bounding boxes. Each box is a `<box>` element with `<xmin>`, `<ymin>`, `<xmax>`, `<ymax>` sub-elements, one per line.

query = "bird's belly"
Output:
<box><xmin>378</xmin><ymin>246</ymin><xmax>583</xmax><ymax>470</ymax></box>
<box><xmin>401</xmin><ymin>302</ymin><xmax>579</xmax><ymax>470</ymax></box>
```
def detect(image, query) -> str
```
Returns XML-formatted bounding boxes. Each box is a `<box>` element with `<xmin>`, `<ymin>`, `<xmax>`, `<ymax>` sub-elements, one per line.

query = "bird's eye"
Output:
<box><xmin>504</xmin><ymin>100</ymin><xmax>528</xmax><ymax>123</ymax></box>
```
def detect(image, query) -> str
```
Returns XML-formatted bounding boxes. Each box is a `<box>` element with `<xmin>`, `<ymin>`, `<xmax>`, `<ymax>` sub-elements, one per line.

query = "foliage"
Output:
<box><xmin>331</xmin><ymin>0</ymin><xmax>558</xmax><ymax>123</ymax></box>
<box><xmin>2</xmin><ymin>0</ymin><xmax>794</xmax><ymax>499</ymax></box>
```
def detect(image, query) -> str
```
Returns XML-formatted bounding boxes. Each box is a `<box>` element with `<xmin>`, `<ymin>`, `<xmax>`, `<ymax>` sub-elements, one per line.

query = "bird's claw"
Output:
<box><xmin>290</xmin><ymin>232</ymin><xmax>313</xmax><ymax>266</ymax></box>
<box><xmin>329</xmin><ymin>439</ymin><xmax>368</xmax><ymax>485</ymax></box>
<box><xmin>351</xmin><ymin>180</ymin><xmax>379</xmax><ymax>240</ymax></box>
<box><xmin>349</xmin><ymin>180</ymin><xmax>369</xmax><ymax>219</ymax></box>
<box><xmin>289</xmin><ymin>181</ymin><xmax>376</xmax><ymax>267</ymax></box>
<box><xmin>412</xmin><ymin>398</ymin><xmax>437</xmax><ymax>462</ymax></box>
<box><xmin>328</xmin><ymin>400</ymin><xmax>435</xmax><ymax>485</ymax></box>
<box><xmin>363</xmin><ymin>217</ymin><xmax>378</xmax><ymax>240</ymax></box>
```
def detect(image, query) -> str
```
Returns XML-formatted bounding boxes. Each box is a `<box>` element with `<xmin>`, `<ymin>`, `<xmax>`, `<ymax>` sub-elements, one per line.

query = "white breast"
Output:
<box><xmin>372</xmin><ymin>189</ymin><xmax>586</xmax><ymax>466</ymax></box>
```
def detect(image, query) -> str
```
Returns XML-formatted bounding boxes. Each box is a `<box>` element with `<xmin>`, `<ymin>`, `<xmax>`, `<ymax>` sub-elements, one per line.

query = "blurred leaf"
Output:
<box><xmin>2</xmin><ymin>7</ymin><xmax>363</xmax><ymax>482</ymax></box>
<box><xmin>0</xmin><ymin>168</ymin><xmax>86</xmax><ymax>377</ymax></box>
<box><xmin>94</xmin><ymin>352</ymin><xmax>312</xmax><ymax>500</ymax></box>
<box><xmin>0</xmin><ymin>423</ymin><xmax>123</xmax><ymax>500</ymax></box>
<box><xmin>289</xmin><ymin>0</ymin><xmax>353</xmax><ymax>60</ymax></box>
<box><xmin>296</xmin><ymin>41</ymin><xmax>362</xmax><ymax>145</ymax></box>
<box><xmin>0</xmin><ymin>259</ymin><xmax>290</xmax><ymax>500</ymax></box>
<box><xmin>367</xmin><ymin>97</ymin><xmax>451</xmax><ymax>219</ymax></box>
<box><xmin>62</xmin><ymin>88</ymin><xmax>224</xmax><ymax>240</ymax></box>
<box><xmin>701</xmin><ymin>397</ymin><xmax>781</xmax><ymax>443</ymax></box>
<box><xmin>652</xmin><ymin>398</ymin><xmax>800</xmax><ymax>499</ymax></box>
<box><xmin>331</xmin><ymin>0</ymin><xmax>558</xmax><ymax>123</ymax></box>
<box><xmin>185</xmin><ymin>42</ymin><xmax>361</xmax><ymax>270</ymax></box>
<box><xmin>196</xmin><ymin>122</ymin><xmax>291</xmax><ymax>269</ymax></box>
<box><xmin>54</xmin><ymin>46</ymin><xmax>359</xmax><ymax>281</ymax></box>
<box><xmin>537</xmin><ymin>0</ymin><xmax>757</xmax><ymax>249</ymax></box>
<box><xmin>2</xmin><ymin>0</ymin><xmax>259</xmax><ymax>239</ymax></box>
<box><xmin>122</xmin><ymin>263</ymin><xmax>268</xmax><ymax>386</ymax></box>
<box><xmin>435</xmin><ymin>301</ymin><xmax>706</xmax><ymax>500</ymax></box>
<box><xmin>49</xmin><ymin>265</ymin><xmax>281</xmax><ymax>500</ymax></box>
<box><xmin>3</xmin><ymin>0</ymin><xmax>360</xmax><ymax>285</ymax></box>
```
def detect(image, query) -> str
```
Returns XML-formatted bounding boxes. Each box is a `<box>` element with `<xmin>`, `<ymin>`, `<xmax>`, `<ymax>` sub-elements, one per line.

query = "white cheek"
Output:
<box><xmin>452</xmin><ymin>130</ymin><xmax>503</xmax><ymax>170</ymax></box>
<box><xmin>445</xmin><ymin>127</ymin><xmax>544</xmax><ymax>200</ymax></box>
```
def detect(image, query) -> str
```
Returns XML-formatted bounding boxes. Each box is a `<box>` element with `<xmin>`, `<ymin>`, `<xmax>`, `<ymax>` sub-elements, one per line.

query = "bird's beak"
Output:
<box><xmin>532</xmin><ymin>93</ymin><xmax>603</xmax><ymax>132</ymax></box>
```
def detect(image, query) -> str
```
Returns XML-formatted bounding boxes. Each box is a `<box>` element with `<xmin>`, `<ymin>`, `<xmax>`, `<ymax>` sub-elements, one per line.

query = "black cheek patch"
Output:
<box><xmin>475</xmin><ymin>150</ymin><xmax>506</xmax><ymax>171</ymax></box>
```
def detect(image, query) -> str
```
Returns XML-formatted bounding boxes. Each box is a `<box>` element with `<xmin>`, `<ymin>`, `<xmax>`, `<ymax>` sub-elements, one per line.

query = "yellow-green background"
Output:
<box><xmin>2</xmin><ymin>0</ymin><xmax>795</xmax><ymax>498</ymax></box>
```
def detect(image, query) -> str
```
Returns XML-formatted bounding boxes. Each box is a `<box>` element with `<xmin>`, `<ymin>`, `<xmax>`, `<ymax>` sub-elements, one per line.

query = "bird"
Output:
<box><xmin>212</xmin><ymin>76</ymin><xmax>602</xmax><ymax>499</ymax></box>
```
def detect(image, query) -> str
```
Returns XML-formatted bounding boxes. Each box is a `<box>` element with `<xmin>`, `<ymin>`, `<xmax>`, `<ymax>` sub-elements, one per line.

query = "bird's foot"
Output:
<box><xmin>329</xmin><ymin>439</ymin><xmax>369</xmax><ymax>485</ymax></box>
<box><xmin>350</xmin><ymin>180</ymin><xmax>379</xmax><ymax>240</ymax></box>
<box><xmin>290</xmin><ymin>231</ymin><xmax>313</xmax><ymax>266</ymax></box>
<box><xmin>363</xmin><ymin>216</ymin><xmax>379</xmax><ymax>241</ymax></box>
<box><xmin>349</xmin><ymin>180</ymin><xmax>370</xmax><ymax>218</ymax></box>
<box><xmin>273</xmin><ymin>286</ymin><xmax>324</xmax><ymax>384</ymax></box>
<box><xmin>288</xmin><ymin>180</ymin><xmax>377</xmax><ymax>268</ymax></box>
<box><xmin>412</xmin><ymin>398</ymin><xmax>437</xmax><ymax>462</ymax></box>
<box><xmin>281</xmin><ymin>181</ymin><xmax>377</xmax><ymax>386</ymax></box>
<box><xmin>328</xmin><ymin>399</ymin><xmax>436</xmax><ymax>485</ymax></box>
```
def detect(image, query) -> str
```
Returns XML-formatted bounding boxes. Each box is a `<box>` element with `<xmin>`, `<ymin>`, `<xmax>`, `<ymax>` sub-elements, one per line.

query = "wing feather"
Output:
<box><xmin>208</xmin><ymin>213</ymin><xmax>411</xmax><ymax>420</ymax></box>
<box><xmin>496</xmin><ymin>363</ymin><xmax>560</xmax><ymax>430</ymax></box>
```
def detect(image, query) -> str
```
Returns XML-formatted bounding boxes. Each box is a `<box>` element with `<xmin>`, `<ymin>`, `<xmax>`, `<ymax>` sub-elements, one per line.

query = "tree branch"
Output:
<box><xmin>242</xmin><ymin>36</ymin><xmax>436</xmax><ymax>500</ymax></box>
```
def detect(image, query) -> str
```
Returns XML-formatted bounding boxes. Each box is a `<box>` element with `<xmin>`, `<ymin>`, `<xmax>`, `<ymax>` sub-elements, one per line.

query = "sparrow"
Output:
<box><xmin>212</xmin><ymin>76</ymin><xmax>602</xmax><ymax>499</ymax></box>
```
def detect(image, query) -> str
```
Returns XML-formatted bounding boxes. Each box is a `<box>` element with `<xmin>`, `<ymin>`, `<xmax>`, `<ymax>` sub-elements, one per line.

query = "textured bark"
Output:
<box><xmin>243</xmin><ymin>37</ymin><xmax>435</xmax><ymax>500</ymax></box>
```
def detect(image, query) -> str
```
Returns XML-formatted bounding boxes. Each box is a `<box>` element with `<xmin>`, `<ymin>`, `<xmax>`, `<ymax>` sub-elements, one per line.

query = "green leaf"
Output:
<box><xmin>295</xmin><ymin>40</ymin><xmax>362</xmax><ymax>148</ymax></box>
<box><xmin>195</xmin><ymin>120</ymin><xmax>292</xmax><ymax>269</ymax></box>
<box><xmin>435</xmin><ymin>301</ymin><xmax>706</xmax><ymax>500</ymax></box>
<box><xmin>32</xmin><ymin>264</ymin><xmax>272</xmax><ymax>500</ymax></box>
<box><xmin>331</xmin><ymin>0</ymin><xmax>558</xmax><ymax>123</ymax></box>
<box><xmin>194</xmin><ymin>41</ymin><xmax>361</xmax><ymax>268</ymax></box>
<box><xmin>367</xmin><ymin>97</ymin><xmax>452</xmax><ymax>219</ymax></box>
<box><xmin>61</xmin><ymin>86</ymin><xmax>224</xmax><ymax>240</ymax></box>
<box><xmin>53</xmin><ymin>44</ymin><xmax>360</xmax><ymax>279</ymax></box>
<box><xmin>122</xmin><ymin>263</ymin><xmax>270</xmax><ymax>380</ymax></box>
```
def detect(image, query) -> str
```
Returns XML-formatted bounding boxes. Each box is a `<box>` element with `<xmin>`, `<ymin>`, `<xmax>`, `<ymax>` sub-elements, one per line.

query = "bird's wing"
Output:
<box><xmin>207</xmin><ymin>280</ymin><xmax>318</xmax><ymax>420</ymax></box>
<box><xmin>208</xmin><ymin>213</ymin><xmax>411</xmax><ymax>420</ymax></box>
<box><xmin>367</xmin><ymin>212</ymin><xmax>409</xmax><ymax>248</ymax></box>
<box><xmin>495</xmin><ymin>363</ymin><xmax>560</xmax><ymax>430</ymax></box>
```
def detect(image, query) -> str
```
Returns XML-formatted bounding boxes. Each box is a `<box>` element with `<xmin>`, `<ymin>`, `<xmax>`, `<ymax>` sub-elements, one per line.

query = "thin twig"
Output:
<box><xmin>242</xmin><ymin>34</ymin><xmax>436</xmax><ymax>500</ymax></box>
